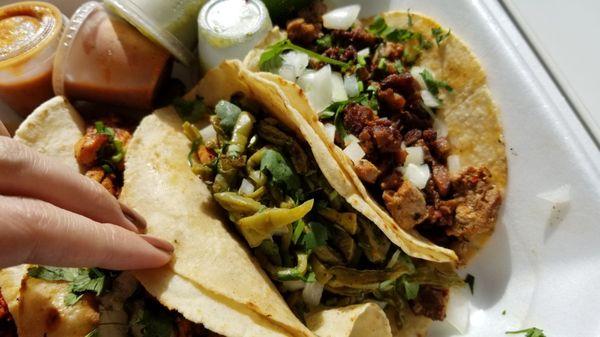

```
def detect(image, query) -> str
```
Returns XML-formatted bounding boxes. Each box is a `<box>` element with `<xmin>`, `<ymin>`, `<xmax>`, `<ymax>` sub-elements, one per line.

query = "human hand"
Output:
<box><xmin>0</xmin><ymin>124</ymin><xmax>173</xmax><ymax>270</ymax></box>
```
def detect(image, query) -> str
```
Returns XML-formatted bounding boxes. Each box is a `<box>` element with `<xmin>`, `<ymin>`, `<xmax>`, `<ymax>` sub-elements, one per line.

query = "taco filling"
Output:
<box><xmin>24</xmin><ymin>267</ymin><xmax>221</xmax><ymax>337</ymax></box>
<box><xmin>183</xmin><ymin>94</ymin><xmax>464</xmax><ymax>324</ymax></box>
<box><xmin>255</xmin><ymin>3</ymin><xmax>502</xmax><ymax>261</ymax></box>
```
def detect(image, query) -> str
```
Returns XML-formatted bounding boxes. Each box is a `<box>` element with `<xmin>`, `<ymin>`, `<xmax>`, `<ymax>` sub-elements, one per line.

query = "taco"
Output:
<box><xmin>243</xmin><ymin>5</ymin><xmax>507</xmax><ymax>264</ymax></box>
<box><xmin>141</xmin><ymin>59</ymin><xmax>466</xmax><ymax>335</ymax></box>
<box><xmin>0</xmin><ymin>96</ymin><xmax>310</xmax><ymax>337</ymax></box>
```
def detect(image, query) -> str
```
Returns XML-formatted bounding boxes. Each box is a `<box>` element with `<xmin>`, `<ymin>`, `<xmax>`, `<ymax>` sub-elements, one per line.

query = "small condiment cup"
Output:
<box><xmin>197</xmin><ymin>0</ymin><xmax>272</xmax><ymax>72</ymax></box>
<box><xmin>0</xmin><ymin>1</ymin><xmax>64</xmax><ymax>117</ymax></box>
<box><xmin>53</xmin><ymin>2</ymin><xmax>172</xmax><ymax>110</ymax></box>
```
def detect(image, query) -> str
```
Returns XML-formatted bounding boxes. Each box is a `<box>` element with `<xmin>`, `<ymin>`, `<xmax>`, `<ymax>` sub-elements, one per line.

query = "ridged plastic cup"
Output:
<box><xmin>53</xmin><ymin>2</ymin><xmax>172</xmax><ymax>110</ymax></box>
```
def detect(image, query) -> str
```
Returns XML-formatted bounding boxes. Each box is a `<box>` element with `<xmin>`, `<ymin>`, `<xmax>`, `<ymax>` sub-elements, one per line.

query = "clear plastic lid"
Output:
<box><xmin>104</xmin><ymin>0</ymin><xmax>199</xmax><ymax>65</ymax></box>
<box><xmin>52</xmin><ymin>1</ymin><xmax>100</xmax><ymax>96</ymax></box>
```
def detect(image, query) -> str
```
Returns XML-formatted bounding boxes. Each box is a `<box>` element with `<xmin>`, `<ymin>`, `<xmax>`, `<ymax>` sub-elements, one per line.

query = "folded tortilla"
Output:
<box><xmin>2</xmin><ymin>96</ymin><xmax>309</xmax><ymax>337</ymax></box>
<box><xmin>121</xmin><ymin>106</ymin><xmax>312</xmax><ymax>337</ymax></box>
<box><xmin>243</xmin><ymin>11</ymin><xmax>507</xmax><ymax>263</ymax></box>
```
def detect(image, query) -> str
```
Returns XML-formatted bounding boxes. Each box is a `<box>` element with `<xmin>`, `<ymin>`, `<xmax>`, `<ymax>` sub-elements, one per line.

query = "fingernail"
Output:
<box><xmin>0</xmin><ymin>120</ymin><xmax>9</xmax><ymax>137</ymax></box>
<box><xmin>120</xmin><ymin>202</ymin><xmax>147</xmax><ymax>230</ymax></box>
<box><xmin>140</xmin><ymin>234</ymin><xmax>174</xmax><ymax>253</ymax></box>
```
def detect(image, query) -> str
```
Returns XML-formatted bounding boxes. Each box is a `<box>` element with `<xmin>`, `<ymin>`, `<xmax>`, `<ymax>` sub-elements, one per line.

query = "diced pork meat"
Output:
<box><xmin>383</xmin><ymin>180</ymin><xmax>427</xmax><ymax>230</ymax></box>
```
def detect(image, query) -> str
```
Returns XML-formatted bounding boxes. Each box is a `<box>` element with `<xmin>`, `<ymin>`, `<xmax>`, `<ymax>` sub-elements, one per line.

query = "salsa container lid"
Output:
<box><xmin>103</xmin><ymin>0</ymin><xmax>197</xmax><ymax>65</ymax></box>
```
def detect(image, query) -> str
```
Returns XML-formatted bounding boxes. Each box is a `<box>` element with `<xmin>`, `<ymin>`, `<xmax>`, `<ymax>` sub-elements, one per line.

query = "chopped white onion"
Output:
<box><xmin>404</xmin><ymin>146</ymin><xmax>424</xmax><ymax>166</ymax></box>
<box><xmin>344</xmin><ymin>134</ymin><xmax>359</xmax><ymax>147</ymax></box>
<box><xmin>444</xmin><ymin>285</ymin><xmax>471</xmax><ymax>334</ymax></box>
<box><xmin>278</xmin><ymin>64</ymin><xmax>297</xmax><ymax>82</ymax></box>
<box><xmin>282</xmin><ymin>280</ymin><xmax>306</xmax><ymax>291</ymax></box>
<box><xmin>421</xmin><ymin>89</ymin><xmax>440</xmax><ymax>108</ymax></box>
<box><xmin>298</xmin><ymin>65</ymin><xmax>333</xmax><ymax>112</ymax></box>
<box><xmin>323</xmin><ymin>123</ymin><xmax>336</xmax><ymax>143</ymax></box>
<box><xmin>537</xmin><ymin>184</ymin><xmax>571</xmax><ymax>205</ymax></box>
<box><xmin>433</xmin><ymin>117</ymin><xmax>448</xmax><ymax>137</ymax></box>
<box><xmin>322</xmin><ymin>5</ymin><xmax>361</xmax><ymax>30</ymax></box>
<box><xmin>199</xmin><ymin>124</ymin><xmax>217</xmax><ymax>143</ymax></box>
<box><xmin>302</xmin><ymin>281</ymin><xmax>324</xmax><ymax>308</ymax></box>
<box><xmin>410</xmin><ymin>66</ymin><xmax>427</xmax><ymax>89</ymax></box>
<box><xmin>343</xmin><ymin>140</ymin><xmax>365</xmax><ymax>165</ymax></box>
<box><xmin>447</xmin><ymin>155</ymin><xmax>461</xmax><ymax>175</ymax></box>
<box><xmin>357</xmin><ymin>47</ymin><xmax>369</xmax><ymax>57</ymax></box>
<box><xmin>280</xmin><ymin>51</ymin><xmax>309</xmax><ymax>80</ymax></box>
<box><xmin>344</xmin><ymin>73</ymin><xmax>360</xmax><ymax>98</ymax></box>
<box><xmin>403</xmin><ymin>163</ymin><xmax>430</xmax><ymax>189</ymax></box>
<box><xmin>238</xmin><ymin>178</ymin><xmax>255</xmax><ymax>195</ymax></box>
<box><xmin>331</xmin><ymin>72</ymin><xmax>348</xmax><ymax>102</ymax></box>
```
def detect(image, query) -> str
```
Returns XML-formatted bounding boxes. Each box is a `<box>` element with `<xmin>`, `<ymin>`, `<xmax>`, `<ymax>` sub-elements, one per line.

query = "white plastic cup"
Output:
<box><xmin>197</xmin><ymin>0</ymin><xmax>272</xmax><ymax>72</ymax></box>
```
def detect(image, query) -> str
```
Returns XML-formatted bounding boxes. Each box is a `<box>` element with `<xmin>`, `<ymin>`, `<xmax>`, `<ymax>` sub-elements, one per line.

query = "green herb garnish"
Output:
<box><xmin>300</xmin><ymin>222</ymin><xmax>328</xmax><ymax>252</ymax></box>
<box><xmin>28</xmin><ymin>266</ymin><xmax>106</xmax><ymax>306</ymax></box>
<box><xmin>132</xmin><ymin>306</ymin><xmax>175</xmax><ymax>337</ymax></box>
<box><xmin>506</xmin><ymin>327</ymin><xmax>546</xmax><ymax>337</ymax></box>
<box><xmin>432</xmin><ymin>27</ymin><xmax>451</xmax><ymax>46</ymax></box>
<box><xmin>94</xmin><ymin>121</ymin><xmax>125</xmax><ymax>166</ymax></box>
<box><xmin>173</xmin><ymin>97</ymin><xmax>209</xmax><ymax>123</ymax></box>
<box><xmin>316</xmin><ymin>35</ymin><xmax>332</xmax><ymax>49</ymax></box>
<box><xmin>259</xmin><ymin>39</ymin><xmax>348</xmax><ymax>72</ymax></box>
<box><xmin>369</xmin><ymin>16</ymin><xmax>419</xmax><ymax>43</ymax></box>
<box><xmin>420</xmin><ymin>69</ymin><xmax>453</xmax><ymax>96</ymax></box>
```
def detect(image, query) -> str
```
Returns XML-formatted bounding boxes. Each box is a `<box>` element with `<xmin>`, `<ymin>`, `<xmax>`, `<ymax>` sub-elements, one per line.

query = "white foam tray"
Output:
<box><xmin>2</xmin><ymin>0</ymin><xmax>599</xmax><ymax>336</ymax></box>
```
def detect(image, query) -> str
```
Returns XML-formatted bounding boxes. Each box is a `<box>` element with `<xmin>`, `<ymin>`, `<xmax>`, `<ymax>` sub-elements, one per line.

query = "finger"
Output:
<box><xmin>0</xmin><ymin>138</ymin><xmax>144</xmax><ymax>232</ymax></box>
<box><xmin>0</xmin><ymin>120</ymin><xmax>9</xmax><ymax>137</ymax></box>
<box><xmin>0</xmin><ymin>195</ymin><xmax>172</xmax><ymax>270</ymax></box>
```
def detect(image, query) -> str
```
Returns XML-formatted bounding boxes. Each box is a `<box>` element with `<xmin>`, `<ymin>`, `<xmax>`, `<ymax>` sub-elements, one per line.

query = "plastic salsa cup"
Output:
<box><xmin>104</xmin><ymin>0</ymin><xmax>206</xmax><ymax>65</ymax></box>
<box><xmin>0</xmin><ymin>1</ymin><xmax>63</xmax><ymax>117</ymax></box>
<box><xmin>53</xmin><ymin>2</ymin><xmax>172</xmax><ymax>110</ymax></box>
<box><xmin>197</xmin><ymin>0</ymin><xmax>272</xmax><ymax>72</ymax></box>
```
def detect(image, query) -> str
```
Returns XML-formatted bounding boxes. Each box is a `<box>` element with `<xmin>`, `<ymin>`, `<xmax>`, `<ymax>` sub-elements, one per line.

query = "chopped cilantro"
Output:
<box><xmin>432</xmin><ymin>27</ymin><xmax>451</xmax><ymax>46</ymax></box>
<box><xmin>215</xmin><ymin>100</ymin><xmax>242</xmax><ymax>134</ymax></box>
<box><xmin>318</xmin><ymin>110</ymin><xmax>336</xmax><ymax>119</ymax></box>
<box><xmin>502</xmin><ymin>310</ymin><xmax>507</xmax><ymax>315</ymax></box>
<box><xmin>301</xmin><ymin>222</ymin><xmax>328</xmax><ymax>252</ymax></box>
<box><xmin>260</xmin><ymin>149</ymin><xmax>301</xmax><ymax>194</ymax></box>
<box><xmin>506</xmin><ymin>327</ymin><xmax>546</xmax><ymax>337</ymax></box>
<box><xmin>132</xmin><ymin>306</ymin><xmax>175</xmax><ymax>337</ymax></box>
<box><xmin>173</xmin><ymin>97</ymin><xmax>209</xmax><ymax>123</ymax></box>
<box><xmin>464</xmin><ymin>273</ymin><xmax>475</xmax><ymax>294</ymax></box>
<box><xmin>419</xmin><ymin>69</ymin><xmax>453</xmax><ymax>96</ymax></box>
<box><xmin>93</xmin><ymin>121</ymin><xmax>125</xmax><ymax>166</ymax></box>
<box><xmin>316</xmin><ymin>35</ymin><xmax>332</xmax><ymax>49</ymax></box>
<box><xmin>259</xmin><ymin>39</ymin><xmax>348</xmax><ymax>72</ymax></box>
<box><xmin>393</xmin><ymin>60</ymin><xmax>404</xmax><ymax>73</ymax></box>
<box><xmin>28</xmin><ymin>266</ymin><xmax>107</xmax><ymax>306</ymax></box>
<box><xmin>407</xmin><ymin>9</ymin><xmax>414</xmax><ymax>27</ymax></box>
<box><xmin>368</xmin><ymin>15</ymin><xmax>423</xmax><ymax>43</ymax></box>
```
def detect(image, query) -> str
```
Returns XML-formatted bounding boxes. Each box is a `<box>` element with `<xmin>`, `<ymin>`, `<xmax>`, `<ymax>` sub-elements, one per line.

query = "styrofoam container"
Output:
<box><xmin>1</xmin><ymin>1</ymin><xmax>599</xmax><ymax>336</ymax></box>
